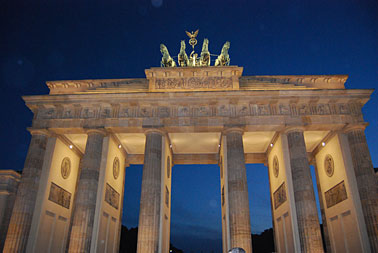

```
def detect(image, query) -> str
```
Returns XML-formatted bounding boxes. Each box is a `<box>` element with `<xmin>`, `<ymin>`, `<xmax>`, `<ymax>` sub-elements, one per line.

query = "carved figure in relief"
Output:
<box><xmin>200</xmin><ymin>38</ymin><xmax>211</xmax><ymax>66</ymax></box>
<box><xmin>160</xmin><ymin>44</ymin><xmax>176</xmax><ymax>67</ymax></box>
<box><xmin>177</xmin><ymin>40</ymin><xmax>189</xmax><ymax>67</ymax></box>
<box><xmin>215</xmin><ymin>41</ymin><xmax>230</xmax><ymax>66</ymax></box>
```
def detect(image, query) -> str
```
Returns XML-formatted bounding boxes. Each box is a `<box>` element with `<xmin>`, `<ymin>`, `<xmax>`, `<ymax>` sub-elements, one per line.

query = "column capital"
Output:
<box><xmin>27</xmin><ymin>128</ymin><xmax>52</xmax><ymax>137</ymax></box>
<box><xmin>85</xmin><ymin>128</ymin><xmax>108</xmax><ymax>136</ymax></box>
<box><xmin>222</xmin><ymin>127</ymin><xmax>244</xmax><ymax>136</ymax></box>
<box><xmin>143</xmin><ymin>128</ymin><xmax>166</xmax><ymax>136</ymax></box>
<box><xmin>343</xmin><ymin>123</ymin><xmax>368</xmax><ymax>133</ymax></box>
<box><xmin>282</xmin><ymin>125</ymin><xmax>305</xmax><ymax>134</ymax></box>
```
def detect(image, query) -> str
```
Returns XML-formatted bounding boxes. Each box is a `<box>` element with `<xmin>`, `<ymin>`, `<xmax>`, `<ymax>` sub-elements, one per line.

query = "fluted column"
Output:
<box><xmin>3</xmin><ymin>130</ymin><xmax>50</xmax><ymax>252</ymax></box>
<box><xmin>137</xmin><ymin>130</ymin><xmax>163</xmax><ymax>253</ymax></box>
<box><xmin>286</xmin><ymin>129</ymin><xmax>323</xmax><ymax>252</ymax></box>
<box><xmin>224</xmin><ymin>129</ymin><xmax>252</xmax><ymax>253</ymax></box>
<box><xmin>68</xmin><ymin>129</ymin><xmax>106</xmax><ymax>252</ymax></box>
<box><xmin>345</xmin><ymin>127</ymin><xmax>378</xmax><ymax>251</ymax></box>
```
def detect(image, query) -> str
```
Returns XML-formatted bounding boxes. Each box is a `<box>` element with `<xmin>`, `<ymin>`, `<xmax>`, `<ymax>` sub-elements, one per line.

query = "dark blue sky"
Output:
<box><xmin>1</xmin><ymin>0</ymin><xmax>377</xmax><ymax>252</ymax></box>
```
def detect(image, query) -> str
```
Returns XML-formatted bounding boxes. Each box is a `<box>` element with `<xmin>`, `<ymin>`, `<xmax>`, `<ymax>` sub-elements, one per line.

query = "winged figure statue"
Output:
<box><xmin>186</xmin><ymin>29</ymin><xmax>199</xmax><ymax>48</ymax></box>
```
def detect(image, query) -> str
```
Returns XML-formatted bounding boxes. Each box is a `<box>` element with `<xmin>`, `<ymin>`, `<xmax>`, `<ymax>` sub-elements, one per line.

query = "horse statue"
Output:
<box><xmin>199</xmin><ymin>38</ymin><xmax>210</xmax><ymax>66</ymax></box>
<box><xmin>160</xmin><ymin>44</ymin><xmax>176</xmax><ymax>67</ymax></box>
<box><xmin>177</xmin><ymin>40</ymin><xmax>189</xmax><ymax>67</ymax></box>
<box><xmin>215</xmin><ymin>41</ymin><xmax>230</xmax><ymax>66</ymax></box>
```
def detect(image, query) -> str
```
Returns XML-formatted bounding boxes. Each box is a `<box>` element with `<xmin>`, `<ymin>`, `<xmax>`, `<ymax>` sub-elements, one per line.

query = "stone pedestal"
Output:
<box><xmin>137</xmin><ymin>131</ymin><xmax>163</xmax><ymax>253</ymax></box>
<box><xmin>225</xmin><ymin>130</ymin><xmax>252</xmax><ymax>253</ymax></box>
<box><xmin>346</xmin><ymin>128</ymin><xmax>378</xmax><ymax>251</ymax></box>
<box><xmin>68</xmin><ymin>130</ymin><xmax>106</xmax><ymax>252</ymax></box>
<box><xmin>3</xmin><ymin>131</ymin><xmax>49</xmax><ymax>252</ymax></box>
<box><xmin>286</xmin><ymin>130</ymin><xmax>323</xmax><ymax>252</ymax></box>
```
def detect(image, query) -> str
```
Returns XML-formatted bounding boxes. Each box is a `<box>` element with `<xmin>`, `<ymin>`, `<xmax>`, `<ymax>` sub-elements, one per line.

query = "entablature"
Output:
<box><xmin>45</xmin><ymin>66</ymin><xmax>349</xmax><ymax>94</ymax></box>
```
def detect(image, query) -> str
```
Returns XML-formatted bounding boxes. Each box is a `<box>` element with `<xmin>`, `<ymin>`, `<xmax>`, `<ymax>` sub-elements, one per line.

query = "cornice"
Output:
<box><xmin>45</xmin><ymin>71</ymin><xmax>350</xmax><ymax>95</ymax></box>
<box><xmin>343</xmin><ymin>123</ymin><xmax>369</xmax><ymax>133</ymax></box>
<box><xmin>22</xmin><ymin>88</ymin><xmax>374</xmax><ymax>105</ymax></box>
<box><xmin>27</xmin><ymin>128</ymin><xmax>52</xmax><ymax>137</ymax></box>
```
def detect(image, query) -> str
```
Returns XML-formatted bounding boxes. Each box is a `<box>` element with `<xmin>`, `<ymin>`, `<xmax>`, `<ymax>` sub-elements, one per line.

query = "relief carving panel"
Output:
<box><xmin>48</xmin><ymin>182</ymin><xmax>71</xmax><ymax>209</ymax></box>
<box><xmin>273</xmin><ymin>182</ymin><xmax>287</xmax><ymax>209</ymax></box>
<box><xmin>105</xmin><ymin>183</ymin><xmax>120</xmax><ymax>210</ymax></box>
<box><xmin>324</xmin><ymin>181</ymin><xmax>348</xmax><ymax>208</ymax></box>
<box><xmin>155</xmin><ymin>77</ymin><xmax>233</xmax><ymax>90</ymax></box>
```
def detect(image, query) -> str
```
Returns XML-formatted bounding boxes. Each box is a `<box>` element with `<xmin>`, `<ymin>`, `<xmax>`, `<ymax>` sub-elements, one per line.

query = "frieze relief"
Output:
<box><xmin>217</xmin><ymin>105</ymin><xmax>230</xmax><ymax>117</ymax></box>
<box><xmin>100</xmin><ymin>107</ymin><xmax>112</xmax><ymax>118</ymax></box>
<box><xmin>178</xmin><ymin>106</ymin><xmax>191</xmax><ymax>117</ymax></box>
<box><xmin>34</xmin><ymin>102</ymin><xmax>360</xmax><ymax>120</ymax></box>
<box><xmin>81</xmin><ymin>107</ymin><xmax>97</xmax><ymax>118</ymax></box>
<box><xmin>155</xmin><ymin>77</ymin><xmax>233</xmax><ymax>90</ymax></box>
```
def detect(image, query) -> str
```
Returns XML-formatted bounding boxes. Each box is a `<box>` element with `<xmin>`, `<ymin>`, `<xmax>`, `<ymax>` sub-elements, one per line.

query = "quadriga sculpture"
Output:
<box><xmin>200</xmin><ymin>38</ymin><xmax>210</xmax><ymax>66</ymax></box>
<box><xmin>178</xmin><ymin>40</ymin><xmax>189</xmax><ymax>67</ymax></box>
<box><xmin>160</xmin><ymin>44</ymin><xmax>176</xmax><ymax>67</ymax></box>
<box><xmin>215</xmin><ymin>41</ymin><xmax>230</xmax><ymax>66</ymax></box>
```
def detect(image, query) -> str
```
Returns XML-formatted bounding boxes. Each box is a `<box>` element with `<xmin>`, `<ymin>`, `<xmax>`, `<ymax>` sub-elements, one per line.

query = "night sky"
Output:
<box><xmin>1</xmin><ymin>0</ymin><xmax>377</xmax><ymax>252</ymax></box>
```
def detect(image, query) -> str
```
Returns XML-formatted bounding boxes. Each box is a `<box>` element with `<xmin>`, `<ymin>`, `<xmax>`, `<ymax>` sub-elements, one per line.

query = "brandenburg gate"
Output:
<box><xmin>2</xmin><ymin>34</ymin><xmax>377</xmax><ymax>253</ymax></box>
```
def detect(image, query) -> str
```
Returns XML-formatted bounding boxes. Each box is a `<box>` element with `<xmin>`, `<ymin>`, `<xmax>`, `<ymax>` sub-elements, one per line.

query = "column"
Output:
<box><xmin>286</xmin><ymin>129</ymin><xmax>323</xmax><ymax>252</ymax></box>
<box><xmin>68</xmin><ymin>129</ymin><xmax>106</xmax><ymax>252</ymax></box>
<box><xmin>3</xmin><ymin>130</ymin><xmax>50</xmax><ymax>252</ymax></box>
<box><xmin>224</xmin><ymin>129</ymin><xmax>252</xmax><ymax>253</ymax></box>
<box><xmin>346</xmin><ymin>127</ymin><xmax>378</xmax><ymax>251</ymax></box>
<box><xmin>137</xmin><ymin>130</ymin><xmax>164</xmax><ymax>253</ymax></box>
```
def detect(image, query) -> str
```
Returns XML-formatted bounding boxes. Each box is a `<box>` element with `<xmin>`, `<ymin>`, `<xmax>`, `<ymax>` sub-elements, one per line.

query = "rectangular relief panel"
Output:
<box><xmin>35</xmin><ymin>210</ymin><xmax>55</xmax><ymax>251</ymax></box>
<box><xmin>48</xmin><ymin>182</ymin><xmax>71</xmax><ymax>209</ymax></box>
<box><xmin>283</xmin><ymin>212</ymin><xmax>294</xmax><ymax>253</ymax></box>
<box><xmin>273</xmin><ymin>182</ymin><xmax>287</xmax><ymax>210</ymax></box>
<box><xmin>51</xmin><ymin>216</ymin><xmax>68</xmax><ymax>252</ymax></box>
<box><xmin>342</xmin><ymin>210</ymin><xmax>363</xmax><ymax>252</ymax></box>
<box><xmin>98</xmin><ymin>212</ymin><xmax>109</xmax><ymax>252</ymax></box>
<box><xmin>106</xmin><ymin>217</ymin><xmax>117</xmax><ymax>253</ymax></box>
<box><xmin>324</xmin><ymin>181</ymin><xmax>348</xmax><ymax>208</ymax></box>
<box><xmin>276</xmin><ymin>217</ymin><xmax>285</xmax><ymax>253</ymax></box>
<box><xmin>329</xmin><ymin>215</ymin><xmax>346</xmax><ymax>252</ymax></box>
<box><xmin>105</xmin><ymin>183</ymin><xmax>120</xmax><ymax>210</ymax></box>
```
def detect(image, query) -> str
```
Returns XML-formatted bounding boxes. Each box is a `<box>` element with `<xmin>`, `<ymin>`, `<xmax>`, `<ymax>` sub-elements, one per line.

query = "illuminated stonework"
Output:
<box><xmin>2</xmin><ymin>65</ymin><xmax>377</xmax><ymax>253</ymax></box>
